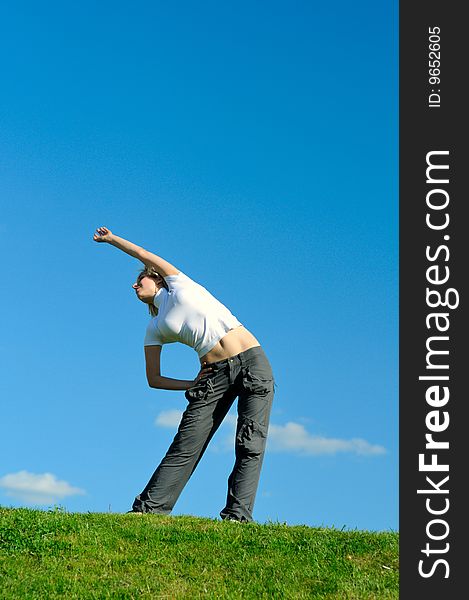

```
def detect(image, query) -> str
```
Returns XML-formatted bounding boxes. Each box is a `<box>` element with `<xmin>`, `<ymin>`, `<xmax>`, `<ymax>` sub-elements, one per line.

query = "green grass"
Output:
<box><xmin>0</xmin><ymin>507</ymin><xmax>398</xmax><ymax>599</ymax></box>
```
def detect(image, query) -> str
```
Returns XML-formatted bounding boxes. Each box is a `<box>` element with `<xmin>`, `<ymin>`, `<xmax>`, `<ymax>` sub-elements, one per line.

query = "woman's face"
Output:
<box><xmin>132</xmin><ymin>276</ymin><xmax>158</xmax><ymax>304</ymax></box>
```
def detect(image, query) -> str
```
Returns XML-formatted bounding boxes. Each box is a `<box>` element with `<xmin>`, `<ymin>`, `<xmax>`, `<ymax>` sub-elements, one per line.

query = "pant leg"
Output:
<box><xmin>220</xmin><ymin>348</ymin><xmax>274</xmax><ymax>522</ymax></box>
<box><xmin>132</xmin><ymin>367</ymin><xmax>236</xmax><ymax>514</ymax></box>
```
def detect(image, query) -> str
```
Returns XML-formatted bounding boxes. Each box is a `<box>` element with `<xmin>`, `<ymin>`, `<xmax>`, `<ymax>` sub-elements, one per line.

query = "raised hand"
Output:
<box><xmin>93</xmin><ymin>226</ymin><xmax>114</xmax><ymax>243</ymax></box>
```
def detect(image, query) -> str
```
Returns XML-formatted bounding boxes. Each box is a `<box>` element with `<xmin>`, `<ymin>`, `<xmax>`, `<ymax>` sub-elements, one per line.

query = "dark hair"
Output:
<box><xmin>137</xmin><ymin>266</ymin><xmax>169</xmax><ymax>317</ymax></box>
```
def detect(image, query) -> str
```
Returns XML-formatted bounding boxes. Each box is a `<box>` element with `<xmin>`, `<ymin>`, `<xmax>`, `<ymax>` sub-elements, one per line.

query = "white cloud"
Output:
<box><xmin>267</xmin><ymin>422</ymin><xmax>386</xmax><ymax>456</ymax></box>
<box><xmin>155</xmin><ymin>409</ymin><xmax>184</xmax><ymax>428</ymax></box>
<box><xmin>154</xmin><ymin>411</ymin><xmax>385</xmax><ymax>457</ymax></box>
<box><xmin>0</xmin><ymin>471</ymin><xmax>85</xmax><ymax>505</ymax></box>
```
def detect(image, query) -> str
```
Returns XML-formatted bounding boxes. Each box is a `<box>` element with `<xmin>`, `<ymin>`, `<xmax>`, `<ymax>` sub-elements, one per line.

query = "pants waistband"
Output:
<box><xmin>205</xmin><ymin>345</ymin><xmax>265</xmax><ymax>367</ymax></box>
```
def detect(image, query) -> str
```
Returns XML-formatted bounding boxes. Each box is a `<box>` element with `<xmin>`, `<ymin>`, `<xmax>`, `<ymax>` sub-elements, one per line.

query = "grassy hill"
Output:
<box><xmin>0</xmin><ymin>507</ymin><xmax>398</xmax><ymax>599</ymax></box>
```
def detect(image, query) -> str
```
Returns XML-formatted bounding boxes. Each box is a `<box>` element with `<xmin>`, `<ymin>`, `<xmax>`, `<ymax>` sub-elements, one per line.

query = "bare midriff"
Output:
<box><xmin>200</xmin><ymin>326</ymin><xmax>261</xmax><ymax>365</ymax></box>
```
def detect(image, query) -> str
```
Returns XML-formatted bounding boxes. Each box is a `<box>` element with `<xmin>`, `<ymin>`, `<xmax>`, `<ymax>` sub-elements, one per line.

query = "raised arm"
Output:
<box><xmin>93</xmin><ymin>226</ymin><xmax>180</xmax><ymax>277</ymax></box>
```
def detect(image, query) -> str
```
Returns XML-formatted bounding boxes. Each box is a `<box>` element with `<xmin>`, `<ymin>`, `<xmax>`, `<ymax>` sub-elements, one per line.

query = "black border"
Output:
<box><xmin>400</xmin><ymin>2</ymin><xmax>465</xmax><ymax>596</ymax></box>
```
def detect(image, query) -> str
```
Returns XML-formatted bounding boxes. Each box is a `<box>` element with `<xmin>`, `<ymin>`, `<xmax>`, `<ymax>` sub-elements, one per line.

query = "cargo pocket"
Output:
<box><xmin>242</xmin><ymin>367</ymin><xmax>274</xmax><ymax>397</ymax></box>
<box><xmin>236</xmin><ymin>418</ymin><xmax>268</xmax><ymax>457</ymax></box>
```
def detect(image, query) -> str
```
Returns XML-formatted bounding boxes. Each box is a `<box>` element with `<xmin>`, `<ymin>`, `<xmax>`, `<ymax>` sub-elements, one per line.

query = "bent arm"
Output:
<box><xmin>145</xmin><ymin>346</ymin><xmax>213</xmax><ymax>391</ymax></box>
<box><xmin>145</xmin><ymin>346</ymin><xmax>194</xmax><ymax>391</ymax></box>
<box><xmin>150</xmin><ymin>374</ymin><xmax>195</xmax><ymax>391</ymax></box>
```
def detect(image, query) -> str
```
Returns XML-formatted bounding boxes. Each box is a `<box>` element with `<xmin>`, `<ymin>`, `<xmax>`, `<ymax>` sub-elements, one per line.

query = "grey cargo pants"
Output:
<box><xmin>132</xmin><ymin>345</ymin><xmax>274</xmax><ymax>522</ymax></box>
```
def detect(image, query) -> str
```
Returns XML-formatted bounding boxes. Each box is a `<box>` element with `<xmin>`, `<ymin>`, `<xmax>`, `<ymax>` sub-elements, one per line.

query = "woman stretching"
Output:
<box><xmin>93</xmin><ymin>226</ymin><xmax>275</xmax><ymax>523</ymax></box>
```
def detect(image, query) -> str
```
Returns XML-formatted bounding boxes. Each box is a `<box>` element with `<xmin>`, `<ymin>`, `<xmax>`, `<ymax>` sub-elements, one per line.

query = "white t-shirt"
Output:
<box><xmin>143</xmin><ymin>271</ymin><xmax>243</xmax><ymax>358</ymax></box>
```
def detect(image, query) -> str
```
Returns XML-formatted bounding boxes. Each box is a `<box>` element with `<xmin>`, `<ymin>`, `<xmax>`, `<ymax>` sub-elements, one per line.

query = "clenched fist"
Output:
<box><xmin>93</xmin><ymin>226</ymin><xmax>114</xmax><ymax>243</ymax></box>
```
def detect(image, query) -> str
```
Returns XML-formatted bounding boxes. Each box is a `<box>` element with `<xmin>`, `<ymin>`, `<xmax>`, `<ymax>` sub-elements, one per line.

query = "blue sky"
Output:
<box><xmin>0</xmin><ymin>1</ymin><xmax>398</xmax><ymax>531</ymax></box>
